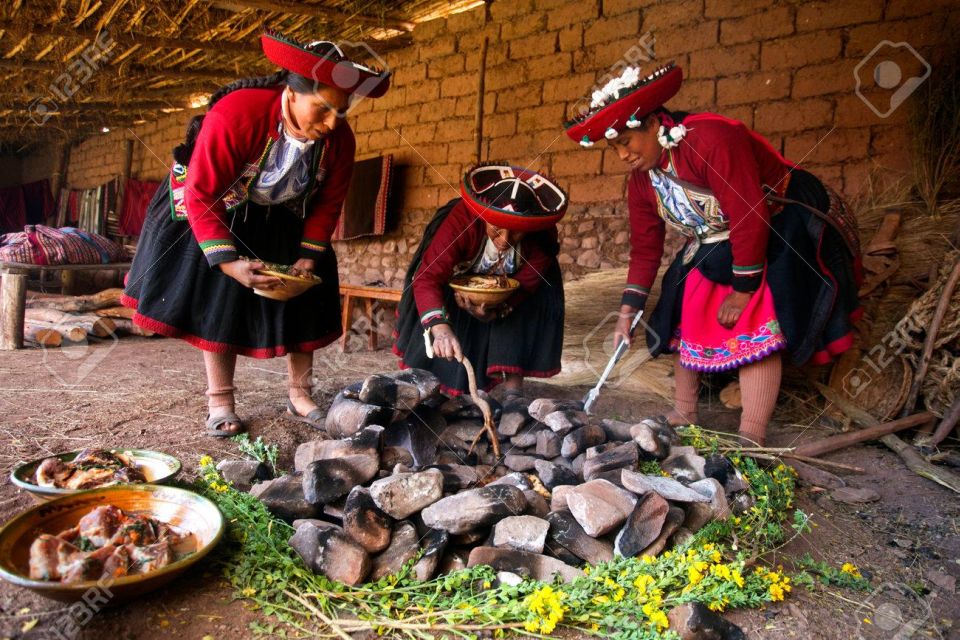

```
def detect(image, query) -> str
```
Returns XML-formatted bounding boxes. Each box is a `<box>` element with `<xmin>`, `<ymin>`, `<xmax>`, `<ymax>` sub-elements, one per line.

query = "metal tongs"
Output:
<box><xmin>583</xmin><ymin>310</ymin><xmax>644</xmax><ymax>414</ymax></box>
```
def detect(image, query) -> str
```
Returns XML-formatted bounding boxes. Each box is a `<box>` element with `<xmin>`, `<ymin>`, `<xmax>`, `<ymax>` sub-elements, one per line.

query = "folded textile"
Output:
<box><xmin>332</xmin><ymin>154</ymin><xmax>394</xmax><ymax>241</ymax></box>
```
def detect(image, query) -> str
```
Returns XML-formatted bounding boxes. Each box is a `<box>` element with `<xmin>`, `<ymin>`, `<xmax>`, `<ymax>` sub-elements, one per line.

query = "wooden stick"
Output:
<box><xmin>24</xmin><ymin>309</ymin><xmax>116</xmax><ymax>337</ymax></box>
<box><xmin>109</xmin><ymin>317</ymin><xmax>155</xmax><ymax>337</ymax></box>
<box><xmin>25</xmin><ymin>319</ymin><xmax>86</xmax><ymax>342</ymax></box>
<box><xmin>26</xmin><ymin>288</ymin><xmax>122</xmax><ymax>312</ymax></box>
<box><xmin>94</xmin><ymin>305</ymin><xmax>135</xmax><ymax>319</ymax></box>
<box><xmin>793</xmin><ymin>412</ymin><xmax>935</xmax><ymax>458</ymax></box>
<box><xmin>779</xmin><ymin>453</ymin><xmax>865</xmax><ymax>473</ymax></box>
<box><xmin>926</xmin><ymin>395</ymin><xmax>960</xmax><ymax>447</ymax></box>
<box><xmin>0</xmin><ymin>271</ymin><xmax>26</xmax><ymax>350</ymax></box>
<box><xmin>457</xmin><ymin>354</ymin><xmax>501</xmax><ymax>459</ymax></box>
<box><xmin>818</xmin><ymin>383</ymin><xmax>960</xmax><ymax>494</ymax></box>
<box><xmin>899</xmin><ymin>257</ymin><xmax>960</xmax><ymax>418</ymax></box>
<box><xmin>23</xmin><ymin>325</ymin><xmax>62</xmax><ymax>347</ymax></box>
<box><xmin>474</xmin><ymin>35</ymin><xmax>488</xmax><ymax>164</ymax></box>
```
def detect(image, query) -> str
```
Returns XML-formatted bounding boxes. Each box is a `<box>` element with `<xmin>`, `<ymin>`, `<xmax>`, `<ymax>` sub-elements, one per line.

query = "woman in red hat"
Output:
<box><xmin>566</xmin><ymin>63</ymin><xmax>862</xmax><ymax>446</ymax></box>
<box><xmin>122</xmin><ymin>31</ymin><xmax>390</xmax><ymax>436</ymax></box>
<box><xmin>393</xmin><ymin>164</ymin><xmax>569</xmax><ymax>398</ymax></box>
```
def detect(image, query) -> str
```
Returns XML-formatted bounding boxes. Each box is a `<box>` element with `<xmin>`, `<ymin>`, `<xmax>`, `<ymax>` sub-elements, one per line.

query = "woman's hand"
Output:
<box><xmin>454</xmin><ymin>291</ymin><xmax>499</xmax><ymax>322</ymax></box>
<box><xmin>613</xmin><ymin>305</ymin><xmax>639</xmax><ymax>348</ymax></box>
<box><xmin>717</xmin><ymin>291</ymin><xmax>752</xmax><ymax>329</ymax></box>
<box><xmin>430</xmin><ymin>323</ymin><xmax>463</xmax><ymax>361</ymax></box>
<box><xmin>288</xmin><ymin>258</ymin><xmax>316</xmax><ymax>278</ymax></box>
<box><xmin>219</xmin><ymin>260</ymin><xmax>282</xmax><ymax>289</ymax></box>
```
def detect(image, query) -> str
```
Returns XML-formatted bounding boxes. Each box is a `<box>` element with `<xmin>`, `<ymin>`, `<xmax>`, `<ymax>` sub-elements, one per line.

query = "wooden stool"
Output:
<box><xmin>340</xmin><ymin>283</ymin><xmax>402</xmax><ymax>352</ymax></box>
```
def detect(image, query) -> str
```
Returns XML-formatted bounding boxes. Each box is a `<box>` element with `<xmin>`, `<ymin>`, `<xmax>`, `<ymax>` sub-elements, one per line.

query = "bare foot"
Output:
<box><xmin>664</xmin><ymin>409</ymin><xmax>699</xmax><ymax>426</ymax></box>
<box><xmin>288</xmin><ymin>389</ymin><xmax>320</xmax><ymax>417</ymax></box>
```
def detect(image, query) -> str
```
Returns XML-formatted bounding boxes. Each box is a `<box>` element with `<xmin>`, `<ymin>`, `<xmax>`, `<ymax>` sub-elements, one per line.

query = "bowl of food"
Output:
<box><xmin>11</xmin><ymin>448</ymin><xmax>182</xmax><ymax>502</ymax></box>
<box><xmin>449</xmin><ymin>274</ymin><xmax>520</xmax><ymax>307</ymax></box>
<box><xmin>0</xmin><ymin>484</ymin><xmax>224</xmax><ymax>604</ymax></box>
<box><xmin>253</xmin><ymin>263</ymin><xmax>322</xmax><ymax>301</ymax></box>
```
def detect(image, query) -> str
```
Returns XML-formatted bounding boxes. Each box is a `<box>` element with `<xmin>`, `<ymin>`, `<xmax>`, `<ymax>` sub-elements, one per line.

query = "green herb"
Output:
<box><xmin>231</xmin><ymin>434</ymin><xmax>280</xmax><ymax>476</ymax></box>
<box><xmin>75</xmin><ymin>536</ymin><xmax>96</xmax><ymax>552</ymax></box>
<box><xmin>796</xmin><ymin>554</ymin><xmax>871</xmax><ymax>591</ymax></box>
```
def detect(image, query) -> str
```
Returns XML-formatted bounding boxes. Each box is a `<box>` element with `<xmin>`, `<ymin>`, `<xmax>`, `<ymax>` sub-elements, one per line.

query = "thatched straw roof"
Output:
<box><xmin>0</xmin><ymin>0</ymin><xmax>481</xmax><ymax>150</ymax></box>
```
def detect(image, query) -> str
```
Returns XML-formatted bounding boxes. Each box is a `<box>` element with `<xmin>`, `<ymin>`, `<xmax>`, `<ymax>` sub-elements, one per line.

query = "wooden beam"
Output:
<box><xmin>0</xmin><ymin>20</ymin><xmax>258</xmax><ymax>54</ymax></box>
<box><xmin>218</xmin><ymin>0</ymin><xmax>416</xmax><ymax>31</ymax></box>
<box><xmin>0</xmin><ymin>58</ymin><xmax>253</xmax><ymax>80</ymax></box>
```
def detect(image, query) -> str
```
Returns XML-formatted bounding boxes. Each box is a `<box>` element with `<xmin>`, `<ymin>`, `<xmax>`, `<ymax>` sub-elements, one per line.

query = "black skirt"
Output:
<box><xmin>393</xmin><ymin>201</ymin><xmax>565</xmax><ymax>395</ymax></box>
<box><xmin>122</xmin><ymin>182</ymin><xmax>342</xmax><ymax>358</ymax></box>
<box><xmin>647</xmin><ymin>168</ymin><xmax>861</xmax><ymax>367</ymax></box>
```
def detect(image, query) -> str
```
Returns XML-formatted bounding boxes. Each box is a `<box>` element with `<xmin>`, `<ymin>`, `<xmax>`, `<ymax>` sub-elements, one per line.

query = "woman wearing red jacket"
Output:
<box><xmin>566</xmin><ymin>64</ymin><xmax>861</xmax><ymax>445</ymax></box>
<box><xmin>393</xmin><ymin>164</ymin><xmax>568</xmax><ymax>398</ymax></box>
<box><xmin>122</xmin><ymin>32</ymin><xmax>389</xmax><ymax>436</ymax></box>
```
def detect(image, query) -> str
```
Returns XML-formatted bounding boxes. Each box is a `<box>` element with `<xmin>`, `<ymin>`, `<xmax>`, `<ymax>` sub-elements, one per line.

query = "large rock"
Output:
<box><xmin>303</xmin><ymin>454</ymin><xmax>380</xmax><ymax>505</ymax></box>
<box><xmin>380</xmin><ymin>446</ymin><xmax>414</xmax><ymax>470</ymax></box>
<box><xmin>390</xmin><ymin>368</ymin><xmax>441</xmax><ymax>404</ymax></box>
<box><xmin>216</xmin><ymin>459</ymin><xmax>271</xmax><ymax>492</ymax></box>
<box><xmin>509</xmin><ymin>431</ymin><xmax>540</xmax><ymax>449</ymax></box>
<box><xmin>561</xmin><ymin>425</ymin><xmax>607</xmax><ymax>458</ymax></box>
<box><xmin>533</xmin><ymin>459</ymin><xmax>579</xmax><ymax>490</ymax></box>
<box><xmin>629</xmin><ymin>422</ymin><xmax>670</xmax><ymax>460</ymax></box>
<box><xmin>614</xmin><ymin>492</ymin><xmax>670</xmax><ymax>558</ymax></box>
<box><xmin>683</xmin><ymin>502</ymin><xmax>715</xmax><ymax>533</ymax></box>
<box><xmin>583</xmin><ymin>442</ymin><xmax>639</xmax><ymax>481</ymax></box>
<box><xmin>600</xmin><ymin>418</ymin><xmax>634</xmax><ymax>442</ymax></box>
<box><xmin>369</xmin><ymin>469</ymin><xmax>444</xmax><ymax>519</ymax></box>
<box><xmin>704</xmin><ymin>455</ymin><xmax>749</xmax><ymax>494</ymax></box>
<box><xmin>523</xmin><ymin>490</ymin><xmax>551</xmax><ymax>518</ymax></box>
<box><xmin>412</xmin><ymin>528</ymin><xmax>449</xmax><ymax>581</ymax></box>
<box><xmin>359</xmin><ymin>373</ymin><xmax>421</xmax><ymax>410</ymax></box>
<box><xmin>369</xmin><ymin>522</ymin><xmax>420</xmax><ymax>581</ymax></box>
<box><xmin>343</xmin><ymin>486</ymin><xmax>393</xmax><ymax>553</ymax></box>
<box><xmin>689</xmin><ymin>478</ymin><xmax>731</xmax><ymax>520</ymax></box>
<box><xmin>504</xmin><ymin>454</ymin><xmax>540</xmax><ymax>472</ymax></box>
<box><xmin>639</xmin><ymin>506</ymin><xmax>685</xmax><ymax>557</ymax></box>
<box><xmin>543</xmin><ymin>410</ymin><xmax>590</xmax><ymax>436</ymax></box>
<box><xmin>566</xmin><ymin>479</ymin><xmax>637</xmax><ymax>536</ymax></box>
<box><xmin>535</xmin><ymin>430</ymin><xmax>562</xmax><ymax>458</ymax></box>
<box><xmin>667</xmin><ymin>602</ymin><xmax>746</xmax><ymax>639</ymax></box>
<box><xmin>663</xmin><ymin>450</ymin><xmax>707</xmax><ymax>484</ymax></box>
<box><xmin>289</xmin><ymin>521</ymin><xmax>370</xmax><ymax>586</ymax></box>
<box><xmin>384</xmin><ymin>407</ymin><xmax>444</xmax><ymax>468</ymax></box>
<box><xmin>467</xmin><ymin>546</ymin><xmax>583</xmax><ymax>583</ymax></box>
<box><xmin>488</xmin><ymin>472</ymin><xmax>533</xmax><ymax>490</ymax></box>
<box><xmin>549</xmin><ymin>485</ymin><xmax>575</xmax><ymax>511</ymax></box>
<box><xmin>294</xmin><ymin>425</ymin><xmax>383</xmax><ymax>472</ymax></box>
<box><xmin>325</xmin><ymin>391</ymin><xmax>396</xmax><ymax>438</ymax></box>
<box><xmin>430</xmin><ymin>463</ymin><xmax>492</xmax><ymax>492</ymax></box>
<box><xmin>546</xmin><ymin>510</ymin><xmax>614</xmax><ymax>565</ymax></box>
<box><xmin>253</xmin><ymin>474</ymin><xmax>319</xmax><ymax>522</ymax></box>
<box><xmin>492</xmin><ymin>515</ymin><xmax>550</xmax><ymax>554</ymax></box>
<box><xmin>421</xmin><ymin>485</ymin><xmax>527</xmax><ymax>534</ymax></box>
<box><xmin>498</xmin><ymin>410</ymin><xmax>531</xmax><ymax>437</ymax></box>
<box><xmin>621</xmin><ymin>470</ymin><xmax>712</xmax><ymax>503</ymax></box>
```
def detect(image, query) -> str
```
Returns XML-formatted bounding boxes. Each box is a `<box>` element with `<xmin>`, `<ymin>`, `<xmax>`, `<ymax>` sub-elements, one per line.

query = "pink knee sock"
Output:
<box><xmin>738</xmin><ymin>353</ymin><xmax>783</xmax><ymax>446</ymax></box>
<box><xmin>674</xmin><ymin>355</ymin><xmax>701</xmax><ymax>423</ymax></box>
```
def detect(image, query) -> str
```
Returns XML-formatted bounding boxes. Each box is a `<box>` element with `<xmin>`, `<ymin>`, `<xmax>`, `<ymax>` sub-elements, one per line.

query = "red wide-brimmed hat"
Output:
<box><xmin>460</xmin><ymin>164</ymin><xmax>568</xmax><ymax>232</ymax></box>
<box><xmin>564</xmin><ymin>63</ymin><xmax>682</xmax><ymax>147</ymax></box>
<box><xmin>261</xmin><ymin>30</ymin><xmax>391</xmax><ymax>98</ymax></box>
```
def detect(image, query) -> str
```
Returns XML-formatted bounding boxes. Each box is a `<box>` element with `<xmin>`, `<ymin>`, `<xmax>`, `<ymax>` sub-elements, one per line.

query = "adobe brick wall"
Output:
<box><xmin>20</xmin><ymin>0</ymin><xmax>959</xmax><ymax>289</ymax></box>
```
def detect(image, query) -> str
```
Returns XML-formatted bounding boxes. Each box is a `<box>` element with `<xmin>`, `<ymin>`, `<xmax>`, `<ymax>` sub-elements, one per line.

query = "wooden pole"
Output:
<box><xmin>474</xmin><ymin>36</ymin><xmax>488</xmax><ymax>164</ymax></box>
<box><xmin>793</xmin><ymin>412</ymin><xmax>935</xmax><ymax>458</ymax></box>
<box><xmin>219</xmin><ymin>0</ymin><xmax>415</xmax><ymax>31</ymax></box>
<box><xmin>0</xmin><ymin>270</ymin><xmax>27</xmax><ymax>350</ymax></box>
<box><xmin>51</xmin><ymin>141</ymin><xmax>71</xmax><ymax>225</ymax></box>
<box><xmin>926</xmin><ymin>396</ymin><xmax>960</xmax><ymax>447</ymax></box>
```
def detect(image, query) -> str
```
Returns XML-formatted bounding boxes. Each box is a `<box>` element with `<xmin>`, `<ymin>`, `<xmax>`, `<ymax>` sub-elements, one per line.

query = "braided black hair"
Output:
<box><xmin>172</xmin><ymin>67</ymin><xmax>327</xmax><ymax>165</ymax></box>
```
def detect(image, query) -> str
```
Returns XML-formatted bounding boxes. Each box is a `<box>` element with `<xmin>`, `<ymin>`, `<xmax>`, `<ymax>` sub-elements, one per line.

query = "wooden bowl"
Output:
<box><xmin>11</xmin><ymin>449</ymin><xmax>182</xmax><ymax>502</ymax></box>
<box><xmin>449</xmin><ymin>275</ymin><xmax>520</xmax><ymax>307</ymax></box>
<box><xmin>253</xmin><ymin>269</ymin><xmax>322</xmax><ymax>301</ymax></box>
<box><xmin>0</xmin><ymin>485</ymin><xmax>224</xmax><ymax>604</ymax></box>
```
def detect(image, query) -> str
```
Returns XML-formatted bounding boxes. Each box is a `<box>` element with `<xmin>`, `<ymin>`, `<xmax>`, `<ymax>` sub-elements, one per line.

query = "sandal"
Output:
<box><xmin>206</xmin><ymin>412</ymin><xmax>245</xmax><ymax>438</ymax></box>
<box><xmin>285</xmin><ymin>399</ymin><xmax>326</xmax><ymax>431</ymax></box>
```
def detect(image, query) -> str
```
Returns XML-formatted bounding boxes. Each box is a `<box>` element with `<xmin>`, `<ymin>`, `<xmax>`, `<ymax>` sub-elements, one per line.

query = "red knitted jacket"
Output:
<box><xmin>184</xmin><ymin>85</ymin><xmax>356</xmax><ymax>266</ymax></box>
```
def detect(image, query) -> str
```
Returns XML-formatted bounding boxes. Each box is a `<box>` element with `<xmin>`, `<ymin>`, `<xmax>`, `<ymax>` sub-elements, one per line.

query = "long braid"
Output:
<box><xmin>173</xmin><ymin>70</ymin><xmax>290</xmax><ymax>165</ymax></box>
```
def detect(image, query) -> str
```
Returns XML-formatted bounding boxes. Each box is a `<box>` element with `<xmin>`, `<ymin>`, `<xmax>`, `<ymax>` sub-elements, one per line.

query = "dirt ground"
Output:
<box><xmin>0</xmin><ymin>338</ymin><xmax>957</xmax><ymax>640</ymax></box>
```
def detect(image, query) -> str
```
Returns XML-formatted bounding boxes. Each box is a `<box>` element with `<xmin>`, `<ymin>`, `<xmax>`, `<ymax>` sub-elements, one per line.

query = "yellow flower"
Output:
<box><xmin>240</xmin><ymin>587</ymin><xmax>256</xmax><ymax>597</ymax></box>
<box><xmin>633</xmin><ymin>574</ymin><xmax>655</xmax><ymax>594</ymax></box>
<box><xmin>642</xmin><ymin>603</ymin><xmax>669</xmax><ymax>632</ymax></box>
<box><xmin>524</xmin><ymin>586</ymin><xmax>566</xmax><ymax>634</ymax></box>
<box><xmin>731</xmin><ymin>569</ymin><xmax>745</xmax><ymax>588</ymax></box>
<box><xmin>769</xmin><ymin>583</ymin><xmax>786</xmax><ymax>601</ymax></box>
<box><xmin>687</xmin><ymin>566</ymin><xmax>705</xmax><ymax>586</ymax></box>
<box><xmin>482</xmin><ymin>580</ymin><xmax>491</xmax><ymax>589</ymax></box>
<box><xmin>199</xmin><ymin>455</ymin><xmax>214</xmax><ymax>467</ymax></box>
<box><xmin>641</xmin><ymin>555</ymin><xmax>655</xmax><ymax>564</ymax></box>
<box><xmin>841</xmin><ymin>563</ymin><xmax>862</xmax><ymax>578</ymax></box>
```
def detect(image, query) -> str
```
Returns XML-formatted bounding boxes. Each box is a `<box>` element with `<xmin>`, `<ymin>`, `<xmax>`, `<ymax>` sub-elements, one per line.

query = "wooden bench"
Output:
<box><xmin>0</xmin><ymin>261</ymin><xmax>131</xmax><ymax>350</ymax></box>
<box><xmin>339</xmin><ymin>283</ymin><xmax>402</xmax><ymax>352</ymax></box>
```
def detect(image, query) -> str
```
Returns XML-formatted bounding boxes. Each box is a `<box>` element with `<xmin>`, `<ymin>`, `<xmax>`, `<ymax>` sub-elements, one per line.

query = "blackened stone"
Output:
<box><xmin>488</xmin><ymin>472</ymin><xmax>533</xmax><ymax>490</ymax></box>
<box><xmin>536</xmin><ymin>430</ymin><xmax>562</xmax><ymax>458</ymax></box>
<box><xmin>360</xmin><ymin>374</ymin><xmax>421</xmax><ymax>410</ymax></box>
<box><xmin>384</xmin><ymin>408</ymin><xmax>444</xmax><ymax>468</ymax></box>
<box><xmin>566</xmin><ymin>479</ymin><xmax>637</xmax><ymax>537</ymax></box>
<box><xmin>704</xmin><ymin>455</ymin><xmax>750</xmax><ymax>494</ymax></box>
<box><xmin>504</xmin><ymin>454</ymin><xmax>540</xmax><ymax>472</ymax></box>
<box><xmin>369</xmin><ymin>521</ymin><xmax>420</xmax><ymax>581</ymax></box>
<box><xmin>543</xmin><ymin>410</ymin><xmax>589</xmax><ymax>436</ymax></box>
<box><xmin>546</xmin><ymin>510</ymin><xmax>614</xmax><ymax>565</ymax></box>
<box><xmin>583</xmin><ymin>442</ymin><xmax>639</xmax><ymax>480</ymax></box>
<box><xmin>439</xmin><ymin>393</ymin><xmax>502</xmax><ymax>421</ymax></box>
<box><xmin>533</xmin><ymin>459</ymin><xmax>579</xmax><ymax>490</ymax></box>
<box><xmin>467</xmin><ymin>546</ymin><xmax>583</xmax><ymax>583</ymax></box>
<box><xmin>498</xmin><ymin>411</ymin><xmax>531</xmax><ymax>437</ymax></box>
<box><xmin>412</xmin><ymin>528</ymin><xmax>449</xmax><ymax>581</ymax></box>
<box><xmin>254</xmin><ymin>474</ymin><xmax>319</xmax><ymax>522</ymax></box>
<box><xmin>662</xmin><ymin>451</ymin><xmax>707</xmax><ymax>484</ymax></box>
<box><xmin>549</xmin><ymin>485</ymin><xmax>575</xmax><ymax>511</ymax></box>
<box><xmin>561</xmin><ymin>425</ymin><xmax>607</xmax><ymax>458</ymax></box>
<box><xmin>294</xmin><ymin>425</ymin><xmax>383</xmax><ymax>472</ymax></box>
<box><xmin>492</xmin><ymin>515</ymin><xmax>550</xmax><ymax>553</ymax></box>
<box><xmin>380</xmin><ymin>446</ymin><xmax>414</xmax><ymax>470</ymax></box>
<box><xmin>600</xmin><ymin>418</ymin><xmax>634</xmax><ymax>442</ymax></box>
<box><xmin>639</xmin><ymin>506</ymin><xmax>685</xmax><ymax>557</ymax></box>
<box><xmin>343</xmin><ymin>486</ymin><xmax>393</xmax><ymax>553</ymax></box>
<box><xmin>630</xmin><ymin>422</ymin><xmax>670</xmax><ymax>460</ymax></box>
<box><xmin>216</xmin><ymin>459</ymin><xmax>271</xmax><ymax>492</ymax></box>
<box><xmin>429</xmin><ymin>463</ymin><xmax>492</xmax><ymax>492</ymax></box>
<box><xmin>667</xmin><ymin>602</ymin><xmax>746</xmax><ymax>640</ymax></box>
<box><xmin>614</xmin><ymin>492</ymin><xmax>670</xmax><ymax>558</ymax></box>
<box><xmin>369</xmin><ymin>469</ymin><xmax>444</xmax><ymax>519</ymax></box>
<box><xmin>325</xmin><ymin>392</ymin><xmax>396</xmax><ymax>438</ymax></box>
<box><xmin>391</xmin><ymin>368</ymin><xmax>441</xmax><ymax>404</ymax></box>
<box><xmin>589</xmin><ymin>470</ymin><xmax>627</xmax><ymax>487</ymax></box>
<box><xmin>438</xmin><ymin>551</ymin><xmax>468</xmax><ymax>574</ymax></box>
<box><xmin>522</xmin><ymin>490</ymin><xmax>551</xmax><ymax>519</ymax></box>
<box><xmin>688</xmin><ymin>478</ymin><xmax>731</xmax><ymax>520</ymax></box>
<box><xmin>289</xmin><ymin>521</ymin><xmax>370</xmax><ymax>586</ymax></box>
<box><xmin>451</xmin><ymin>529</ymin><xmax>489</xmax><ymax>546</ymax></box>
<box><xmin>302</xmin><ymin>454</ymin><xmax>379</xmax><ymax>505</ymax></box>
<box><xmin>421</xmin><ymin>485</ymin><xmax>528</xmax><ymax>534</ymax></box>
